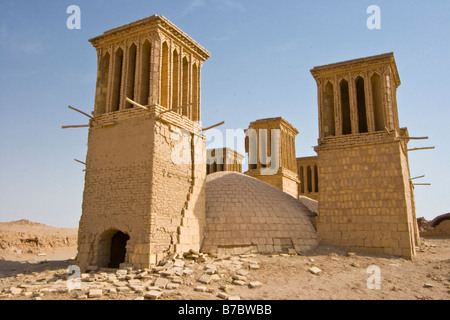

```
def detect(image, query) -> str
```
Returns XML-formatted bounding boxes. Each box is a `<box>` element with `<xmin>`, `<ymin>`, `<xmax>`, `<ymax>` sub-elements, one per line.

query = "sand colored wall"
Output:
<box><xmin>151</xmin><ymin>118</ymin><xmax>207</xmax><ymax>257</ymax></box>
<box><xmin>77</xmin><ymin>108</ymin><xmax>207</xmax><ymax>270</ymax></box>
<box><xmin>77</xmin><ymin>110</ymin><xmax>155</xmax><ymax>269</ymax></box>
<box><xmin>316</xmin><ymin>138</ymin><xmax>417</xmax><ymax>259</ymax></box>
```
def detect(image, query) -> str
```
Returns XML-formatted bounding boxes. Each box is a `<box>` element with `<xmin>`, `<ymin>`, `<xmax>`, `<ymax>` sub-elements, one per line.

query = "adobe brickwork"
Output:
<box><xmin>76</xmin><ymin>15</ymin><xmax>210</xmax><ymax>270</ymax></box>
<box><xmin>202</xmin><ymin>172</ymin><xmax>318</xmax><ymax>255</ymax></box>
<box><xmin>311</xmin><ymin>53</ymin><xmax>420</xmax><ymax>259</ymax></box>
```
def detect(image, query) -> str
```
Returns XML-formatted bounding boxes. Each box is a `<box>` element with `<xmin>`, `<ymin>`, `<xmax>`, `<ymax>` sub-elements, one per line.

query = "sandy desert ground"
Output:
<box><xmin>0</xmin><ymin>220</ymin><xmax>449</xmax><ymax>300</ymax></box>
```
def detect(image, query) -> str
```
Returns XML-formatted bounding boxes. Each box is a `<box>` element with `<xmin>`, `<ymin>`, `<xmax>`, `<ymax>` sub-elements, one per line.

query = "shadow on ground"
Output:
<box><xmin>0</xmin><ymin>259</ymin><xmax>75</xmax><ymax>278</ymax></box>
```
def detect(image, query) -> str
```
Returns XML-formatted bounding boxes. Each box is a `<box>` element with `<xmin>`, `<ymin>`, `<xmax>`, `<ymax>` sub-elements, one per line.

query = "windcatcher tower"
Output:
<box><xmin>311</xmin><ymin>53</ymin><xmax>420</xmax><ymax>259</ymax></box>
<box><xmin>245</xmin><ymin>118</ymin><xmax>300</xmax><ymax>198</ymax></box>
<box><xmin>76</xmin><ymin>15</ymin><xmax>210</xmax><ymax>270</ymax></box>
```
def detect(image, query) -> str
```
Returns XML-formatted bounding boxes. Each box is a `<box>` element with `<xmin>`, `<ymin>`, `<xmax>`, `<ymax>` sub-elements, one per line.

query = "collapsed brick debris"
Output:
<box><xmin>0</xmin><ymin>251</ymin><xmax>269</xmax><ymax>300</ymax></box>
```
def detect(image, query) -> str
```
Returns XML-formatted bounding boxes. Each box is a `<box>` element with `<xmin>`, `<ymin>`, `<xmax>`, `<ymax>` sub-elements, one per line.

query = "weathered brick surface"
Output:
<box><xmin>316</xmin><ymin>140</ymin><xmax>417</xmax><ymax>258</ymax></box>
<box><xmin>77</xmin><ymin>108</ymin><xmax>207</xmax><ymax>270</ymax></box>
<box><xmin>77</xmin><ymin>112</ymin><xmax>155</xmax><ymax>269</ymax></box>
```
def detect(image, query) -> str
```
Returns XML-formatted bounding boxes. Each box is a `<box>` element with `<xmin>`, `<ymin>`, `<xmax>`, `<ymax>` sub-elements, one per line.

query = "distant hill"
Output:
<box><xmin>0</xmin><ymin>219</ymin><xmax>78</xmax><ymax>254</ymax></box>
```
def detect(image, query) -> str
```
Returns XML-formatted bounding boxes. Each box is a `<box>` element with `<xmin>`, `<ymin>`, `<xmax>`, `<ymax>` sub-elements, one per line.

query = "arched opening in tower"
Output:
<box><xmin>371</xmin><ymin>73</ymin><xmax>384</xmax><ymax>132</ymax></box>
<box><xmin>355</xmin><ymin>76</ymin><xmax>368</xmax><ymax>133</ymax></box>
<box><xmin>108</xmin><ymin>231</ymin><xmax>130</xmax><ymax>268</ymax></box>
<box><xmin>323</xmin><ymin>81</ymin><xmax>335</xmax><ymax>137</ymax></box>
<box><xmin>340</xmin><ymin>79</ymin><xmax>351</xmax><ymax>135</ymax></box>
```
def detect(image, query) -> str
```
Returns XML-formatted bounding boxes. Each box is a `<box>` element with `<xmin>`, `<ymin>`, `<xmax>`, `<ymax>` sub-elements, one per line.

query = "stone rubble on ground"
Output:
<box><xmin>0</xmin><ymin>251</ymin><xmax>346</xmax><ymax>300</ymax></box>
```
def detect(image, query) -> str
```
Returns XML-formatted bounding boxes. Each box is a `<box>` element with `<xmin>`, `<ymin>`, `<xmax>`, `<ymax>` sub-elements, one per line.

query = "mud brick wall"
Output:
<box><xmin>150</xmin><ymin>120</ymin><xmax>206</xmax><ymax>261</ymax></box>
<box><xmin>77</xmin><ymin>110</ymin><xmax>155</xmax><ymax>270</ymax></box>
<box><xmin>77</xmin><ymin>109</ymin><xmax>206</xmax><ymax>270</ymax></box>
<box><xmin>316</xmin><ymin>140</ymin><xmax>418</xmax><ymax>259</ymax></box>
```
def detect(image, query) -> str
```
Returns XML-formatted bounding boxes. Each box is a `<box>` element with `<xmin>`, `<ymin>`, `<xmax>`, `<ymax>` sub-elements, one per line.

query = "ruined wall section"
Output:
<box><xmin>148</xmin><ymin>118</ymin><xmax>206</xmax><ymax>262</ymax></box>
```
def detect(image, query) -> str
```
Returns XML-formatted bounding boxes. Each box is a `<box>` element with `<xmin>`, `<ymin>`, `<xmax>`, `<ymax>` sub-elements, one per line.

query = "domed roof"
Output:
<box><xmin>201</xmin><ymin>172</ymin><xmax>319</xmax><ymax>254</ymax></box>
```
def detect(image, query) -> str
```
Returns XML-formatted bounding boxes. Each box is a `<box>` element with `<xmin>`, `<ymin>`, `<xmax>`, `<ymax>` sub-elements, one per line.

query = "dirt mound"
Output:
<box><xmin>0</xmin><ymin>220</ymin><xmax>78</xmax><ymax>254</ymax></box>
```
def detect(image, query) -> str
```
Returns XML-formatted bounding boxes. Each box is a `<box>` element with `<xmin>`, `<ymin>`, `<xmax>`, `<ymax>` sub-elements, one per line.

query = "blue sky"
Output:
<box><xmin>0</xmin><ymin>0</ymin><xmax>449</xmax><ymax>227</ymax></box>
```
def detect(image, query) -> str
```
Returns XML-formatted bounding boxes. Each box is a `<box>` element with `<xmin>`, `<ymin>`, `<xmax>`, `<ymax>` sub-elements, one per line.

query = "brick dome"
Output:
<box><xmin>201</xmin><ymin>172</ymin><xmax>319</xmax><ymax>254</ymax></box>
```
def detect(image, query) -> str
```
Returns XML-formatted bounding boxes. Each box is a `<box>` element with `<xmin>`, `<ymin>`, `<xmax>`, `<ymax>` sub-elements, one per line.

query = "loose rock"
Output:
<box><xmin>249</xmin><ymin>281</ymin><xmax>263</xmax><ymax>289</ymax></box>
<box><xmin>217</xmin><ymin>292</ymin><xmax>230</xmax><ymax>300</ymax></box>
<box><xmin>194</xmin><ymin>286</ymin><xmax>207</xmax><ymax>292</ymax></box>
<box><xmin>309</xmin><ymin>267</ymin><xmax>322</xmax><ymax>275</ymax></box>
<box><xmin>233</xmin><ymin>280</ymin><xmax>246</xmax><ymax>286</ymax></box>
<box><xmin>88</xmin><ymin>289</ymin><xmax>103</xmax><ymax>298</ymax></box>
<box><xmin>154</xmin><ymin>277</ymin><xmax>169</xmax><ymax>288</ymax></box>
<box><xmin>198</xmin><ymin>275</ymin><xmax>211</xmax><ymax>284</ymax></box>
<box><xmin>145</xmin><ymin>291</ymin><xmax>163</xmax><ymax>300</ymax></box>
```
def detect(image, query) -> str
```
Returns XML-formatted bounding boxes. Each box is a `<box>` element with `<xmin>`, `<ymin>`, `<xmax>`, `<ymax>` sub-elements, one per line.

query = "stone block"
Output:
<box><xmin>249</xmin><ymin>281</ymin><xmax>263</xmax><ymax>289</ymax></box>
<box><xmin>308</xmin><ymin>267</ymin><xmax>322</xmax><ymax>275</ymax></box>
<box><xmin>197</xmin><ymin>275</ymin><xmax>211</xmax><ymax>284</ymax></box>
<box><xmin>194</xmin><ymin>286</ymin><xmax>207</xmax><ymax>292</ymax></box>
<box><xmin>154</xmin><ymin>277</ymin><xmax>169</xmax><ymax>288</ymax></box>
<box><xmin>88</xmin><ymin>289</ymin><xmax>103</xmax><ymax>298</ymax></box>
<box><xmin>145</xmin><ymin>291</ymin><xmax>163</xmax><ymax>300</ymax></box>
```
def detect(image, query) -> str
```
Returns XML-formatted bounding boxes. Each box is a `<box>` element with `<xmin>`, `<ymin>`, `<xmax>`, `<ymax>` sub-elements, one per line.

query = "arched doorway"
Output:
<box><xmin>108</xmin><ymin>231</ymin><xmax>130</xmax><ymax>268</ymax></box>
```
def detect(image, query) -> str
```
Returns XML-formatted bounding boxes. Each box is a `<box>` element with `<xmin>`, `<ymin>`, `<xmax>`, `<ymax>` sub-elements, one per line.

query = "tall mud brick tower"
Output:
<box><xmin>76</xmin><ymin>15</ymin><xmax>210</xmax><ymax>270</ymax></box>
<box><xmin>311</xmin><ymin>53</ymin><xmax>420</xmax><ymax>259</ymax></box>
